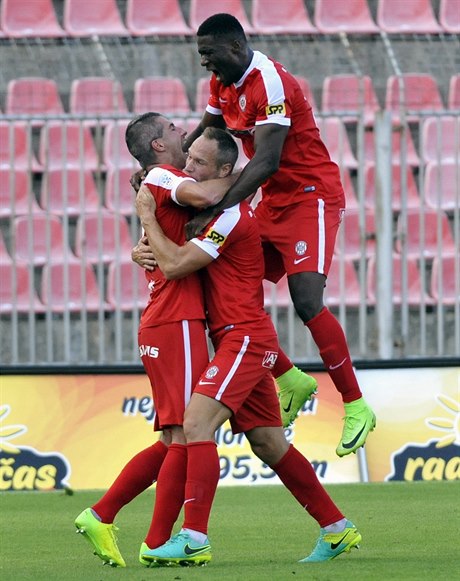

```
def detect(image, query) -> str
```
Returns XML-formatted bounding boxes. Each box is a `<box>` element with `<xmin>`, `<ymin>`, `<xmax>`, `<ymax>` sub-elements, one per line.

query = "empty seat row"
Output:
<box><xmin>1</xmin><ymin>0</ymin><xmax>459</xmax><ymax>38</ymax></box>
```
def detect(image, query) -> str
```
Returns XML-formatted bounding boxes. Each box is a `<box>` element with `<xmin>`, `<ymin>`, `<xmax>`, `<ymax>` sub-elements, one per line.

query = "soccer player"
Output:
<box><xmin>136</xmin><ymin>127</ymin><xmax>362</xmax><ymax>567</ymax></box>
<box><xmin>182</xmin><ymin>13</ymin><xmax>376</xmax><ymax>457</ymax></box>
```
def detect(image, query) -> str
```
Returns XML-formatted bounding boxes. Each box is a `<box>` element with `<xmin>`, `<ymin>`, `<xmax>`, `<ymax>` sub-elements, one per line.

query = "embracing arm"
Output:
<box><xmin>175</xmin><ymin>173</ymin><xmax>239</xmax><ymax>208</ymax></box>
<box><xmin>182</xmin><ymin>111</ymin><xmax>226</xmax><ymax>152</ymax></box>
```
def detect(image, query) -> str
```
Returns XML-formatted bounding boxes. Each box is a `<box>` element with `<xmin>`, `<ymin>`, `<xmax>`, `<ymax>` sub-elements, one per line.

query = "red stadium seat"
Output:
<box><xmin>104</xmin><ymin>167</ymin><xmax>137</xmax><ymax>215</ymax></box>
<box><xmin>1</xmin><ymin>0</ymin><xmax>65</xmax><ymax>38</ymax></box>
<box><xmin>107</xmin><ymin>261</ymin><xmax>150</xmax><ymax>310</ymax></box>
<box><xmin>324</xmin><ymin>257</ymin><xmax>361</xmax><ymax>307</ymax></box>
<box><xmin>75</xmin><ymin>212</ymin><xmax>134</xmax><ymax>264</ymax></box>
<box><xmin>424</xmin><ymin>161</ymin><xmax>459</xmax><ymax>212</ymax></box>
<box><xmin>0</xmin><ymin>262</ymin><xmax>44</xmax><ymax>314</ymax></box>
<box><xmin>251</xmin><ymin>0</ymin><xmax>318</xmax><ymax>34</ymax></box>
<box><xmin>70</xmin><ymin>77</ymin><xmax>128</xmax><ymax>121</ymax></box>
<box><xmin>363</xmin><ymin>162</ymin><xmax>421</xmax><ymax>211</ymax></box>
<box><xmin>385</xmin><ymin>74</ymin><xmax>444</xmax><ymax>123</ymax></box>
<box><xmin>188</xmin><ymin>0</ymin><xmax>255</xmax><ymax>34</ymax></box>
<box><xmin>448</xmin><ymin>74</ymin><xmax>460</xmax><ymax>110</ymax></box>
<box><xmin>39</xmin><ymin>121</ymin><xmax>100</xmax><ymax>170</ymax></box>
<box><xmin>421</xmin><ymin>116</ymin><xmax>460</xmax><ymax>165</ymax></box>
<box><xmin>0</xmin><ymin>230</ymin><xmax>11</xmax><ymax>264</ymax></box>
<box><xmin>314</xmin><ymin>0</ymin><xmax>379</xmax><ymax>33</ymax></box>
<box><xmin>40</xmin><ymin>168</ymin><xmax>101</xmax><ymax>216</ymax></box>
<box><xmin>335</xmin><ymin>209</ymin><xmax>376</xmax><ymax>259</ymax></box>
<box><xmin>6</xmin><ymin>78</ymin><xmax>64</xmax><ymax>125</ymax></box>
<box><xmin>0</xmin><ymin>169</ymin><xmax>41</xmax><ymax>217</ymax></box>
<box><xmin>195</xmin><ymin>77</ymin><xmax>211</xmax><ymax>113</ymax></box>
<box><xmin>14</xmin><ymin>214</ymin><xmax>77</xmax><ymax>266</ymax></box>
<box><xmin>63</xmin><ymin>0</ymin><xmax>128</xmax><ymax>37</ymax></box>
<box><xmin>40</xmin><ymin>261</ymin><xmax>108</xmax><ymax>312</ymax></box>
<box><xmin>133</xmin><ymin>77</ymin><xmax>191</xmax><ymax>115</ymax></box>
<box><xmin>377</xmin><ymin>0</ymin><xmax>442</xmax><ymax>33</ymax></box>
<box><xmin>363</xmin><ymin>126</ymin><xmax>420</xmax><ymax>167</ymax></box>
<box><xmin>103</xmin><ymin>120</ymin><xmax>137</xmax><ymax>169</ymax></box>
<box><xmin>318</xmin><ymin>117</ymin><xmax>358</xmax><ymax>169</ymax></box>
<box><xmin>341</xmin><ymin>167</ymin><xmax>359</xmax><ymax>209</ymax></box>
<box><xmin>126</xmin><ymin>0</ymin><xmax>192</xmax><ymax>36</ymax></box>
<box><xmin>0</xmin><ymin>122</ymin><xmax>42</xmax><ymax>172</ymax></box>
<box><xmin>367</xmin><ymin>254</ymin><xmax>433</xmax><ymax>306</ymax></box>
<box><xmin>322</xmin><ymin>75</ymin><xmax>380</xmax><ymax>126</ymax></box>
<box><xmin>439</xmin><ymin>0</ymin><xmax>460</xmax><ymax>33</ymax></box>
<box><xmin>395</xmin><ymin>208</ymin><xmax>456</xmax><ymax>258</ymax></box>
<box><xmin>294</xmin><ymin>76</ymin><xmax>318</xmax><ymax>112</ymax></box>
<box><xmin>430</xmin><ymin>255</ymin><xmax>459</xmax><ymax>306</ymax></box>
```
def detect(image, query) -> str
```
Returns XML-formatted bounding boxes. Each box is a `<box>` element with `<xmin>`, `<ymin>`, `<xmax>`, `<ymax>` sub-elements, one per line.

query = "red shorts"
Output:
<box><xmin>256</xmin><ymin>195</ymin><xmax>345</xmax><ymax>283</ymax></box>
<box><xmin>138</xmin><ymin>319</ymin><xmax>209</xmax><ymax>430</ymax></box>
<box><xmin>195</xmin><ymin>329</ymin><xmax>282</xmax><ymax>434</ymax></box>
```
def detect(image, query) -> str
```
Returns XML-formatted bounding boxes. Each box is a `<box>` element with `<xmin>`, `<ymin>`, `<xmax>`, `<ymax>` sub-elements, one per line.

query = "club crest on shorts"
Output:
<box><xmin>262</xmin><ymin>351</ymin><xmax>278</xmax><ymax>369</ymax></box>
<box><xmin>295</xmin><ymin>241</ymin><xmax>308</xmax><ymax>255</ymax></box>
<box><xmin>205</xmin><ymin>365</ymin><xmax>219</xmax><ymax>379</ymax></box>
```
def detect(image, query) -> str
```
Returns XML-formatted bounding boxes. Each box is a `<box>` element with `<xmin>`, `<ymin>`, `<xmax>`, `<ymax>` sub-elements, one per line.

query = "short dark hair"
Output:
<box><xmin>125</xmin><ymin>112</ymin><xmax>163</xmax><ymax>168</ymax></box>
<box><xmin>197</xmin><ymin>13</ymin><xmax>247</xmax><ymax>41</ymax></box>
<box><xmin>202</xmin><ymin>127</ymin><xmax>238</xmax><ymax>170</ymax></box>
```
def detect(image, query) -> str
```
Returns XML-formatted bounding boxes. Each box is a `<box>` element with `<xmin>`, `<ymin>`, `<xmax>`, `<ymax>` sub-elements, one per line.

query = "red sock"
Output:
<box><xmin>306</xmin><ymin>307</ymin><xmax>362</xmax><ymax>403</ymax></box>
<box><xmin>145</xmin><ymin>443</ymin><xmax>188</xmax><ymax>549</ymax></box>
<box><xmin>182</xmin><ymin>441</ymin><xmax>220</xmax><ymax>535</ymax></box>
<box><xmin>272</xmin><ymin>445</ymin><xmax>343</xmax><ymax>527</ymax></box>
<box><xmin>272</xmin><ymin>346</ymin><xmax>293</xmax><ymax>378</ymax></box>
<box><xmin>92</xmin><ymin>441</ymin><xmax>168</xmax><ymax>523</ymax></box>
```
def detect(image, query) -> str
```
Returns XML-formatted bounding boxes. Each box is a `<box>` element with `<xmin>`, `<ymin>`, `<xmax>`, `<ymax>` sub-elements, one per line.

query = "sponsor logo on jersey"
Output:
<box><xmin>205</xmin><ymin>365</ymin><xmax>219</xmax><ymax>379</ymax></box>
<box><xmin>138</xmin><ymin>345</ymin><xmax>160</xmax><ymax>358</ymax></box>
<box><xmin>239</xmin><ymin>94</ymin><xmax>247</xmax><ymax>111</ymax></box>
<box><xmin>262</xmin><ymin>351</ymin><xmax>278</xmax><ymax>369</ymax></box>
<box><xmin>265</xmin><ymin>102</ymin><xmax>286</xmax><ymax>116</ymax></box>
<box><xmin>295</xmin><ymin>240</ymin><xmax>308</xmax><ymax>255</ymax></box>
<box><xmin>205</xmin><ymin>228</ymin><xmax>226</xmax><ymax>246</ymax></box>
<box><xmin>160</xmin><ymin>173</ymin><xmax>173</xmax><ymax>188</ymax></box>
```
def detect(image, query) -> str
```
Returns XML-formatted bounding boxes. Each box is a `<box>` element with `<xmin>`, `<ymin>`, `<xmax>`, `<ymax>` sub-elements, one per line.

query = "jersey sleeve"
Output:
<box><xmin>253</xmin><ymin>62</ymin><xmax>292</xmax><ymax>128</ymax></box>
<box><xmin>144</xmin><ymin>167</ymin><xmax>195</xmax><ymax>206</ymax></box>
<box><xmin>205</xmin><ymin>75</ymin><xmax>223</xmax><ymax>116</ymax></box>
<box><xmin>190</xmin><ymin>205</ymin><xmax>241</xmax><ymax>259</ymax></box>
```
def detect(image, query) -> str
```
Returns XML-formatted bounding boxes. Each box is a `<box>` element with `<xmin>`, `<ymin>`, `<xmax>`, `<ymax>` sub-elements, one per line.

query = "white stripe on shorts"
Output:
<box><xmin>215</xmin><ymin>335</ymin><xmax>250</xmax><ymax>401</ymax></box>
<box><xmin>182</xmin><ymin>320</ymin><xmax>192</xmax><ymax>406</ymax></box>
<box><xmin>317</xmin><ymin>198</ymin><xmax>325</xmax><ymax>274</ymax></box>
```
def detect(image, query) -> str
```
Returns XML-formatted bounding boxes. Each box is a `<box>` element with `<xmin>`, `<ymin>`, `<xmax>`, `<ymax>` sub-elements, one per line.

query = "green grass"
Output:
<box><xmin>1</xmin><ymin>481</ymin><xmax>459</xmax><ymax>580</ymax></box>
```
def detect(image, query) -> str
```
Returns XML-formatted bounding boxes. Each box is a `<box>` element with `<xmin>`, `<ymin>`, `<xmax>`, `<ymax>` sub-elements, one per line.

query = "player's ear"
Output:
<box><xmin>151</xmin><ymin>138</ymin><xmax>164</xmax><ymax>153</ymax></box>
<box><xmin>219</xmin><ymin>163</ymin><xmax>233</xmax><ymax>178</ymax></box>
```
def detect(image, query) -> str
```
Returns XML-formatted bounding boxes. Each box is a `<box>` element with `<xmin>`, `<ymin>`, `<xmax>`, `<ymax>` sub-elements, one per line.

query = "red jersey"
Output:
<box><xmin>206</xmin><ymin>51</ymin><xmax>344</xmax><ymax>207</ymax></box>
<box><xmin>140</xmin><ymin>165</ymin><xmax>205</xmax><ymax>328</ymax></box>
<box><xmin>190</xmin><ymin>201</ymin><xmax>275</xmax><ymax>337</ymax></box>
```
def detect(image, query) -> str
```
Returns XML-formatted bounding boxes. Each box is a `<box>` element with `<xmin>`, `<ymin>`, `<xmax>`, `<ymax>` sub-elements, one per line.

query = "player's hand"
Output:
<box><xmin>130</xmin><ymin>168</ymin><xmax>147</xmax><ymax>193</ymax></box>
<box><xmin>185</xmin><ymin>209</ymin><xmax>215</xmax><ymax>241</ymax></box>
<box><xmin>135</xmin><ymin>184</ymin><xmax>157</xmax><ymax>219</ymax></box>
<box><xmin>132</xmin><ymin>236</ymin><xmax>157</xmax><ymax>271</ymax></box>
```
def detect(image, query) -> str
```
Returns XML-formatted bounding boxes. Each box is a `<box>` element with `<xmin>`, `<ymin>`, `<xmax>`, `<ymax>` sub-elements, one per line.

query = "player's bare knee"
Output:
<box><xmin>292</xmin><ymin>295</ymin><xmax>323</xmax><ymax>322</ymax></box>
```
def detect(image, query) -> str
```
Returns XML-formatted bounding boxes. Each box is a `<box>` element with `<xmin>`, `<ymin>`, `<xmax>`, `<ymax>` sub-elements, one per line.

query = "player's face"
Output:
<box><xmin>157</xmin><ymin>117</ymin><xmax>188</xmax><ymax>168</ymax></box>
<box><xmin>197</xmin><ymin>35</ymin><xmax>245</xmax><ymax>87</ymax></box>
<box><xmin>184</xmin><ymin>136</ymin><xmax>222</xmax><ymax>182</ymax></box>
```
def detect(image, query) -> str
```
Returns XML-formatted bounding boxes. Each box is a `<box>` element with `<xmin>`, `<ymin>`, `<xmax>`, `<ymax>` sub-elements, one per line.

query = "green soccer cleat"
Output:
<box><xmin>299</xmin><ymin>521</ymin><xmax>362</xmax><ymax>562</ymax></box>
<box><xmin>74</xmin><ymin>508</ymin><xmax>126</xmax><ymax>568</ymax></box>
<box><xmin>336</xmin><ymin>398</ymin><xmax>376</xmax><ymax>457</ymax></box>
<box><xmin>139</xmin><ymin>532</ymin><xmax>212</xmax><ymax>567</ymax></box>
<box><xmin>276</xmin><ymin>366</ymin><xmax>318</xmax><ymax>427</ymax></box>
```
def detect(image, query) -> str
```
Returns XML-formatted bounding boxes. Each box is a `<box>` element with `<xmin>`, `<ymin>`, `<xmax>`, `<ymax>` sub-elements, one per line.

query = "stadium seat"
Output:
<box><xmin>262</xmin><ymin>276</ymin><xmax>291</xmax><ymax>309</ymax></box>
<box><xmin>104</xmin><ymin>167</ymin><xmax>137</xmax><ymax>215</ymax></box>
<box><xmin>74</xmin><ymin>212</ymin><xmax>134</xmax><ymax>264</ymax></box>
<box><xmin>0</xmin><ymin>230</ymin><xmax>11</xmax><ymax>264</ymax></box>
<box><xmin>324</xmin><ymin>257</ymin><xmax>361</xmax><ymax>307</ymax></box>
<box><xmin>421</xmin><ymin>116</ymin><xmax>459</xmax><ymax>165</ymax></box>
<box><xmin>0</xmin><ymin>169</ymin><xmax>41</xmax><ymax>217</ymax></box>
<box><xmin>133</xmin><ymin>77</ymin><xmax>191</xmax><ymax>115</ymax></box>
<box><xmin>38</xmin><ymin>121</ymin><xmax>100</xmax><ymax>170</ymax></box>
<box><xmin>40</xmin><ymin>168</ymin><xmax>101</xmax><ymax>216</ymax></box>
<box><xmin>363</xmin><ymin>162</ymin><xmax>421</xmax><ymax>211</ymax></box>
<box><xmin>341</xmin><ymin>167</ymin><xmax>359</xmax><ymax>209</ymax></box>
<box><xmin>14</xmin><ymin>214</ymin><xmax>76</xmax><ymax>266</ymax></box>
<box><xmin>395</xmin><ymin>208</ymin><xmax>456</xmax><ymax>258</ymax></box>
<box><xmin>0</xmin><ymin>122</ymin><xmax>42</xmax><ymax>172</ymax></box>
<box><xmin>40</xmin><ymin>261</ymin><xmax>108</xmax><ymax>312</ymax></box>
<box><xmin>63</xmin><ymin>0</ymin><xmax>128</xmax><ymax>37</ymax></box>
<box><xmin>377</xmin><ymin>0</ymin><xmax>442</xmax><ymax>33</ymax></box>
<box><xmin>439</xmin><ymin>0</ymin><xmax>460</xmax><ymax>33</ymax></box>
<box><xmin>430</xmin><ymin>255</ymin><xmax>459</xmax><ymax>305</ymax></box>
<box><xmin>107</xmin><ymin>260</ymin><xmax>150</xmax><ymax>310</ymax></box>
<box><xmin>424</xmin><ymin>161</ymin><xmax>459</xmax><ymax>212</ymax></box>
<box><xmin>195</xmin><ymin>77</ymin><xmax>211</xmax><ymax>113</ymax></box>
<box><xmin>448</xmin><ymin>74</ymin><xmax>460</xmax><ymax>110</ymax></box>
<box><xmin>318</xmin><ymin>117</ymin><xmax>358</xmax><ymax>169</ymax></box>
<box><xmin>322</xmin><ymin>75</ymin><xmax>380</xmax><ymax>126</ymax></box>
<box><xmin>0</xmin><ymin>262</ymin><xmax>44</xmax><ymax>314</ymax></box>
<box><xmin>363</xmin><ymin>126</ymin><xmax>420</xmax><ymax>167</ymax></box>
<box><xmin>126</xmin><ymin>0</ymin><xmax>192</xmax><ymax>36</ymax></box>
<box><xmin>367</xmin><ymin>254</ymin><xmax>432</xmax><ymax>306</ymax></box>
<box><xmin>188</xmin><ymin>0</ymin><xmax>255</xmax><ymax>34</ymax></box>
<box><xmin>294</xmin><ymin>76</ymin><xmax>318</xmax><ymax>112</ymax></box>
<box><xmin>1</xmin><ymin>0</ymin><xmax>65</xmax><ymax>38</ymax></box>
<box><xmin>251</xmin><ymin>0</ymin><xmax>318</xmax><ymax>34</ymax></box>
<box><xmin>5</xmin><ymin>78</ymin><xmax>65</xmax><ymax>125</ymax></box>
<box><xmin>103</xmin><ymin>120</ymin><xmax>137</xmax><ymax>169</ymax></box>
<box><xmin>70</xmin><ymin>77</ymin><xmax>129</xmax><ymax>121</ymax></box>
<box><xmin>314</xmin><ymin>0</ymin><xmax>379</xmax><ymax>33</ymax></box>
<box><xmin>385</xmin><ymin>74</ymin><xmax>444</xmax><ymax>123</ymax></box>
<box><xmin>335</xmin><ymin>208</ymin><xmax>376</xmax><ymax>259</ymax></box>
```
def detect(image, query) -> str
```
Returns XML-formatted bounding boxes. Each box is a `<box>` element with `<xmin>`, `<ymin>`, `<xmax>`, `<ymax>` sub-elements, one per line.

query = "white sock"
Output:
<box><xmin>181</xmin><ymin>528</ymin><xmax>208</xmax><ymax>544</ymax></box>
<box><xmin>324</xmin><ymin>518</ymin><xmax>347</xmax><ymax>533</ymax></box>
